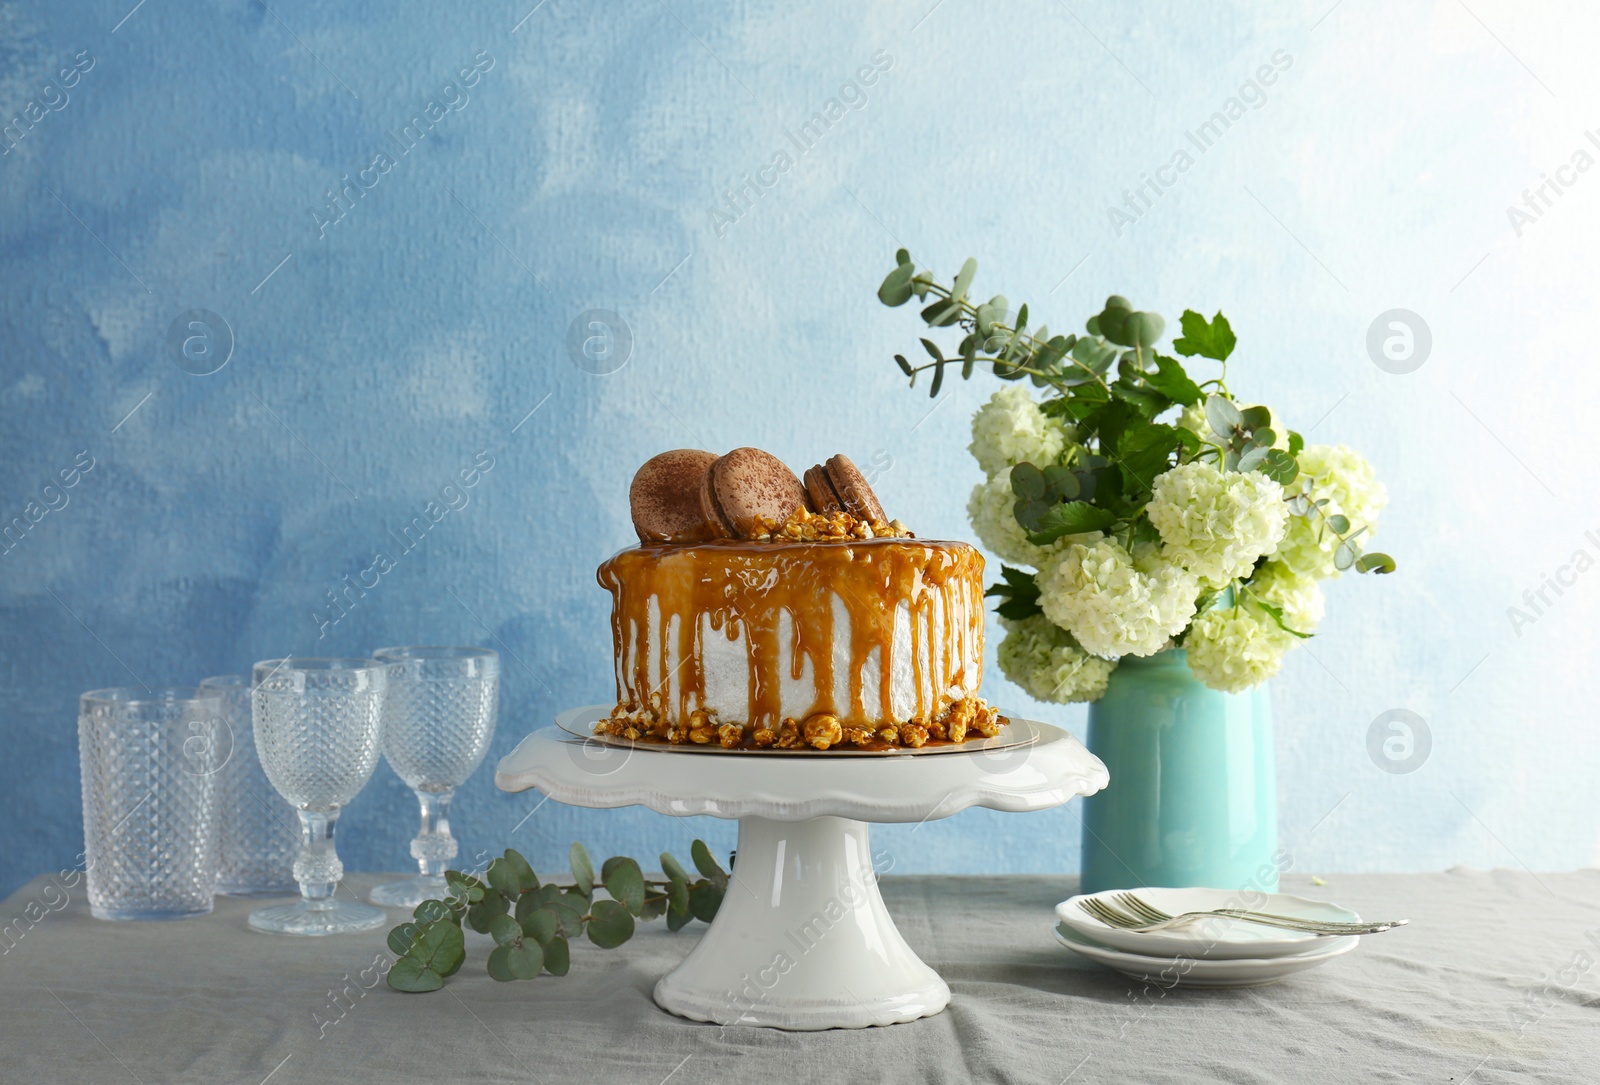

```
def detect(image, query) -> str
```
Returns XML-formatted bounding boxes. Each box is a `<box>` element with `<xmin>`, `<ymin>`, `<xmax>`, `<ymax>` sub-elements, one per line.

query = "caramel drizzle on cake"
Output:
<box><xmin>600</xmin><ymin>447</ymin><xmax>1002</xmax><ymax>751</ymax></box>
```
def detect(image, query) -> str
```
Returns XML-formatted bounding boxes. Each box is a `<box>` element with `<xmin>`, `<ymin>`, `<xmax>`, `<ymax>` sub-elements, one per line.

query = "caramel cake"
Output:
<box><xmin>595</xmin><ymin>447</ymin><xmax>1004</xmax><ymax>751</ymax></box>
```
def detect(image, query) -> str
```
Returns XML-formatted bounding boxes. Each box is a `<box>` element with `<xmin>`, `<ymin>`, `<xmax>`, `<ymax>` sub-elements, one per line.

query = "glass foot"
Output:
<box><xmin>248</xmin><ymin>899</ymin><xmax>389</xmax><ymax>936</ymax></box>
<box><xmin>369</xmin><ymin>874</ymin><xmax>450</xmax><ymax>909</ymax></box>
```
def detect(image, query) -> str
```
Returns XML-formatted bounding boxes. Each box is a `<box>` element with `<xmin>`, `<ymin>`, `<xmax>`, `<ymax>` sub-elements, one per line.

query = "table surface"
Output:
<box><xmin>2</xmin><ymin>869</ymin><xmax>1597</xmax><ymax>1084</ymax></box>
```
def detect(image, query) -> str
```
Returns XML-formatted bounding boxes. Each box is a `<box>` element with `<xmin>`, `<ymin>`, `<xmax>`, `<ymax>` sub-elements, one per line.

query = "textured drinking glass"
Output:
<box><xmin>79</xmin><ymin>687</ymin><xmax>225</xmax><ymax>920</ymax></box>
<box><xmin>199</xmin><ymin>675</ymin><xmax>299</xmax><ymax>896</ymax></box>
<box><xmin>369</xmin><ymin>647</ymin><xmax>499</xmax><ymax>909</ymax></box>
<box><xmin>247</xmin><ymin>659</ymin><xmax>388</xmax><ymax>935</ymax></box>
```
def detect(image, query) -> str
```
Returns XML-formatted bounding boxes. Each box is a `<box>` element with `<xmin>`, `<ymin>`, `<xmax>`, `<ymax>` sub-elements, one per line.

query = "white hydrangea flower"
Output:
<box><xmin>1276</xmin><ymin>444</ymin><xmax>1389</xmax><ymax>580</ymax></box>
<box><xmin>997</xmin><ymin>614</ymin><xmax>1117</xmax><ymax>704</ymax></box>
<box><xmin>1146</xmin><ymin>462</ymin><xmax>1289</xmax><ymax>586</ymax></box>
<box><xmin>1250</xmin><ymin>561</ymin><xmax>1325</xmax><ymax>634</ymax></box>
<box><xmin>1184</xmin><ymin>604</ymin><xmax>1293</xmax><ymax>693</ymax></box>
<box><xmin>1038</xmin><ymin>538</ymin><xmax>1199</xmax><ymax>659</ymax></box>
<box><xmin>968</xmin><ymin>386</ymin><xmax>1069</xmax><ymax>478</ymax></box>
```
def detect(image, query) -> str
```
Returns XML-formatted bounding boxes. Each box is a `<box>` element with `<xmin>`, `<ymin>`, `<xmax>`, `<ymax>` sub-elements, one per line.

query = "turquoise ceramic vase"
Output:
<box><xmin>1079</xmin><ymin>648</ymin><xmax>1278</xmax><ymax>894</ymax></box>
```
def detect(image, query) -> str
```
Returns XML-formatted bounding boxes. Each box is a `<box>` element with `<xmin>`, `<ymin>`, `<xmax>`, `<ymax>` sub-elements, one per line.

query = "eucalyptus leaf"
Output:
<box><xmin>543</xmin><ymin>935</ymin><xmax>571</xmax><ymax>976</ymax></box>
<box><xmin>660</xmin><ymin>852</ymin><xmax>690</xmax><ymax>885</ymax></box>
<box><xmin>601</xmin><ymin>856</ymin><xmax>646</xmax><ymax>917</ymax></box>
<box><xmin>1356</xmin><ymin>552</ymin><xmax>1397</xmax><ymax>574</ymax></box>
<box><xmin>521</xmin><ymin>906</ymin><xmax>561</xmax><ymax>946</ymax></box>
<box><xmin>487</xmin><ymin>941</ymin><xmax>544</xmax><ymax>982</ymax></box>
<box><xmin>1010</xmin><ymin>462</ymin><xmax>1046</xmax><ymax>500</ymax></box>
<box><xmin>489</xmin><ymin>913</ymin><xmax>523</xmax><ymax>948</ymax></box>
<box><xmin>570</xmin><ymin>842</ymin><xmax>594</xmax><ymax>899</ymax></box>
<box><xmin>951</xmin><ymin>257</ymin><xmax>977</xmax><ymax>302</ymax></box>
<box><xmin>388</xmin><ymin>919</ymin><xmax>465</xmax><ymax>993</ymax></box>
<box><xmin>689</xmin><ymin>880</ymin><xmax>723</xmax><ymax>923</ymax></box>
<box><xmin>878</xmin><ymin>262</ymin><xmax>916</xmax><ymax>306</ymax></box>
<box><xmin>587</xmin><ymin>899</ymin><xmax>636</xmax><ymax>949</ymax></box>
<box><xmin>1205</xmin><ymin>395</ymin><xmax>1243</xmax><ymax>438</ymax></box>
<box><xmin>691</xmin><ymin>839</ymin><xmax>726</xmax><ymax>882</ymax></box>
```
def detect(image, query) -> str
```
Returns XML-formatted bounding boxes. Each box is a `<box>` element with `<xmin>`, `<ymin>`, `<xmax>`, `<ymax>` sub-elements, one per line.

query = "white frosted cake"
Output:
<box><xmin>595</xmin><ymin>447</ymin><xmax>1002</xmax><ymax>750</ymax></box>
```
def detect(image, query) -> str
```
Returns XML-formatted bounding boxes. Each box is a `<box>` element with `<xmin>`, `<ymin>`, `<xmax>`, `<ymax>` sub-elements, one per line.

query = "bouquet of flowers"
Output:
<box><xmin>877</xmin><ymin>252</ymin><xmax>1394</xmax><ymax>701</ymax></box>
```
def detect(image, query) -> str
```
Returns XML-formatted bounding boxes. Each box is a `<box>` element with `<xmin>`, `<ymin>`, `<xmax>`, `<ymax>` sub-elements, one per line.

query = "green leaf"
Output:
<box><xmin>1041</xmin><ymin>464</ymin><xmax>1080</xmax><ymax>502</ymax></box>
<box><xmin>921</xmin><ymin>298</ymin><xmax>961</xmax><ymax>327</ymax></box>
<box><xmin>1115</xmin><ymin>423</ymin><xmax>1181</xmax><ymax>490</ymax></box>
<box><xmin>487</xmin><ymin>940</ymin><xmax>544</xmax><ymax>982</ymax></box>
<box><xmin>1237</xmin><ymin>446</ymin><xmax>1269</xmax><ymax>473</ymax></box>
<box><xmin>660</xmin><ymin>852</ymin><xmax>690</xmax><ymax>885</ymax></box>
<box><xmin>1238</xmin><ymin>405</ymin><xmax>1271</xmax><ymax>432</ymax></box>
<box><xmin>413</xmin><ymin>899</ymin><xmax>452</xmax><ymax>924</ymax></box>
<box><xmin>466</xmin><ymin>890</ymin><xmax>509</xmax><ymax>935</ymax></box>
<box><xmin>1111</xmin><ymin>379</ymin><xmax>1170</xmax><ymax>420</ymax></box>
<box><xmin>985</xmin><ymin>566</ymin><xmax>1042</xmax><ymax>621</ymax></box>
<box><xmin>639</xmin><ymin>897</ymin><xmax>665</xmax><ymax>922</ymax></box>
<box><xmin>1125</xmin><ymin>311</ymin><xmax>1165</xmax><ymax>350</ymax></box>
<box><xmin>489</xmin><ymin>913</ymin><xmax>523</xmax><ymax>948</ymax></box>
<box><xmin>601</xmin><ymin>856</ymin><xmax>646</xmax><ymax>916</ymax></box>
<box><xmin>930</xmin><ymin>358</ymin><xmax>945</xmax><ymax>397</ymax></box>
<box><xmin>521</xmin><ymin>906</ymin><xmax>561</xmax><ymax>946</ymax></box>
<box><xmin>1259</xmin><ymin>449</ymin><xmax>1300</xmax><ymax>485</ymax></box>
<box><xmin>895</xmin><ymin>248</ymin><xmax>911</xmax><ymax>267</ymax></box>
<box><xmin>1097</xmin><ymin>299</ymin><xmax>1132</xmax><ymax>345</ymax></box>
<box><xmin>1326</xmin><ymin>513</ymin><xmax>1350</xmax><ymax>534</ymax></box>
<box><xmin>1251</xmin><ymin>597</ymin><xmax>1313</xmax><ymax>639</ymax></box>
<box><xmin>689</xmin><ymin>880</ymin><xmax>723</xmax><ymax>923</ymax></box>
<box><xmin>1009</xmin><ymin>462</ymin><xmax>1046</xmax><ymax>500</ymax></box>
<box><xmin>545</xmin><ymin>894</ymin><xmax>585</xmax><ymax>934</ymax></box>
<box><xmin>894</xmin><ymin>354</ymin><xmax>913</xmax><ymax>377</ymax></box>
<box><xmin>1205</xmin><ymin>395</ymin><xmax>1242</xmax><ymax>439</ymax></box>
<box><xmin>1356</xmin><ymin>552</ymin><xmax>1396</xmax><ymax>574</ymax></box>
<box><xmin>690</xmin><ymin>839</ymin><xmax>726</xmax><ymax>882</ymax></box>
<box><xmin>951</xmin><ymin>257</ymin><xmax>978</xmax><ymax>302</ymax></box>
<box><xmin>570</xmin><ymin>842</ymin><xmax>594</xmax><ymax>898</ymax></box>
<box><xmin>1025</xmin><ymin>501</ymin><xmax>1118</xmax><ymax>545</ymax></box>
<box><xmin>487</xmin><ymin>850</ymin><xmax>536</xmax><ymax>898</ymax></box>
<box><xmin>587</xmin><ymin>899</ymin><xmax>636</xmax><ymax>949</ymax></box>
<box><xmin>878</xmin><ymin>262</ymin><xmax>916</xmax><ymax>306</ymax></box>
<box><xmin>387</xmin><ymin>922</ymin><xmax>420</xmax><ymax>957</ymax></box>
<box><xmin>666</xmin><ymin>903</ymin><xmax>693</xmax><ymax>932</ymax></box>
<box><xmin>1015</xmin><ymin>302</ymin><xmax>1029</xmax><ymax>332</ymax></box>
<box><xmin>919</xmin><ymin>337</ymin><xmax>943</xmax><ymax>362</ymax></box>
<box><xmin>667</xmin><ymin>874</ymin><xmax>690</xmax><ymax>917</ymax></box>
<box><xmin>960</xmin><ymin>334</ymin><xmax>977</xmax><ymax>380</ymax></box>
<box><xmin>543</xmin><ymin>935</ymin><xmax>571</xmax><ymax>976</ymax></box>
<box><xmin>1172</xmin><ymin>310</ymin><xmax>1236</xmax><ymax>361</ymax></box>
<box><xmin>1287</xmin><ymin>430</ymin><xmax>1304</xmax><ymax>457</ymax></box>
<box><xmin>1147</xmin><ymin>354</ymin><xmax>1203</xmax><ymax>407</ymax></box>
<box><xmin>387</xmin><ymin>919</ymin><xmax>465</xmax><ymax>993</ymax></box>
<box><xmin>1333</xmin><ymin>540</ymin><xmax>1359</xmax><ymax>571</ymax></box>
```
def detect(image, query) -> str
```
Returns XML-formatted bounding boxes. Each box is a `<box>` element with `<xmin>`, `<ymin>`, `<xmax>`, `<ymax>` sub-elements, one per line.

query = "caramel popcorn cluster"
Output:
<box><xmin>593</xmin><ymin>695</ymin><xmax>1004</xmax><ymax>752</ymax></box>
<box><xmin>751</xmin><ymin>506</ymin><xmax>912</xmax><ymax>543</ymax></box>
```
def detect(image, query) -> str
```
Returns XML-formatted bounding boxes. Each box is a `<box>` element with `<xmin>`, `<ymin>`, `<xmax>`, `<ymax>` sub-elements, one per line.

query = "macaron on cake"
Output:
<box><xmin>598</xmin><ymin>448</ymin><xmax>1004</xmax><ymax>751</ymax></box>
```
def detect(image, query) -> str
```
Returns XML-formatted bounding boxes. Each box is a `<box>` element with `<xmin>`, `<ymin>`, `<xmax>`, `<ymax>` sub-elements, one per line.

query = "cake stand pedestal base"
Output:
<box><xmin>653</xmin><ymin>815</ymin><xmax>947</xmax><ymax>1030</ymax></box>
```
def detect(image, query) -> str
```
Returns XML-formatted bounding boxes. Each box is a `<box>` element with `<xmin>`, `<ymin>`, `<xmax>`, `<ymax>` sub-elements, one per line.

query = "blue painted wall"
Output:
<box><xmin>3</xmin><ymin>0</ymin><xmax>1596</xmax><ymax>899</ymax></box>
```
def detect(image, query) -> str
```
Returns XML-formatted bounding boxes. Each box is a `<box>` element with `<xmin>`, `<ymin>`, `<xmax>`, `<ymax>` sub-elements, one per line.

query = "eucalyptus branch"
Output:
<box><xmin>385</xmin><ymin>840</ymin><xmax>731</xmax><ymax>993</ymax></box>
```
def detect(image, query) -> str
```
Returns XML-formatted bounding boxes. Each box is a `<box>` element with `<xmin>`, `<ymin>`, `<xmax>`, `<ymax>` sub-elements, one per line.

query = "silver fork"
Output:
<box><xmin>1114</xmin><ymin>891</ymin><xmax>1407</xmax><ymax>934</ymax></box>
<box><xmin>1077</xmin><ymin>895</ymin><xmax>1399</xmax><ymax>937</ymax></box>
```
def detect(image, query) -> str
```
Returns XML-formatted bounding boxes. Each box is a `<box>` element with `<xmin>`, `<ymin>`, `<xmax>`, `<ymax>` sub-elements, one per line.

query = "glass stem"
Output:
<box><xmin>411</xmin><ymin>788</ymin><xmax>458</xmax><ymax>878</ymax></box>
<box><xmin>294</xmin><ymin>807</ymin><xmax>344</xmax><ymax>910</ymax></box>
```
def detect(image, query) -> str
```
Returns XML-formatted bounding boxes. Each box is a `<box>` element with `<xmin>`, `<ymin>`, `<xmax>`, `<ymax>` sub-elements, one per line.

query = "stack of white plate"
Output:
<box><xmin>1053</xmin><ymin>887</ymin><xmax>1362</xmax><ymax>988</ymax></box>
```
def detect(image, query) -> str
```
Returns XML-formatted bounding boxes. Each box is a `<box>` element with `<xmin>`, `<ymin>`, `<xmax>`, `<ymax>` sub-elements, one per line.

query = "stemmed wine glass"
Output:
<box><xmin>368</xmin><ymin>646</ymin><xmax>499</xmax><ymax>909</ymax></box>
<box><xmin>248</xmin><ymin>658</ymin><xmax>389</xmax><ymax>936</ymax></box>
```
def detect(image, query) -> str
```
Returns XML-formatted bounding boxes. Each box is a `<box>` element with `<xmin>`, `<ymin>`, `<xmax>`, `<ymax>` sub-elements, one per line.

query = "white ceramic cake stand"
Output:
<box><xmin>495</xmin><ymin>706</ymin><xmax>1108</xmax><ymax>1031</ymax></box>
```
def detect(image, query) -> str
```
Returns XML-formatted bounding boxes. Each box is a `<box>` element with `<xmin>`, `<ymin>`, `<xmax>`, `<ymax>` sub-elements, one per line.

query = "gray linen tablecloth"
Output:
<box><xmin>1</xmin><ymin>869</ymin><xmax>1597</xmax><ymax>1084</ymax></box>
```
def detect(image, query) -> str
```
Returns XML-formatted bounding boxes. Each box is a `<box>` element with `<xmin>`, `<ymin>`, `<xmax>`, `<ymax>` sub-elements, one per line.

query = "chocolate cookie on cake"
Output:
<box><xmin>597</xmin><ymin>447</ymin><xmax>1003</xmax><ymax>751</ymax></box>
